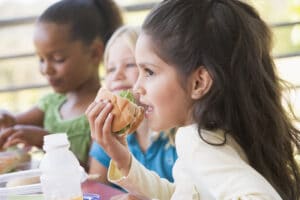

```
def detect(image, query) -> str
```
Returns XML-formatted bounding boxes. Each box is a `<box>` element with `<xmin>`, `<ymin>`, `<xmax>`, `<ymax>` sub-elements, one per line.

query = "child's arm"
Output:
<box><xmin>14</xmin><ymin>106</ymin><xmax>44</xmax><ymax>127</ymax></box>
<box><xmin>86</xmin><ymin>101</ymin><xmax>132</xmax><ymax>176</ymax></box>
<box><xmin>0</xmin><ymin>106</ymin><xmax>46</xmax><ymax>149</ymax></box>
<box><xmin>0</xmin><ymin>110</ymin><xmax>17</xmax><ymax>130</ymax></box>
<box><xmin>0</xmin><ymin>106</ymin><xmax>44</xmax><ymax>129</ymax></box>
<box><xmin>86</xmin><ymin>101</ymin><xmax>175</xmax><ymax>199</ymax></box>
<box><xmin>0</xmin><ymin>125</ymin><xmax>48</xmax><ymax>149</ymax></box>
<box><xmin>108</xmin><ymin>156</ymin><xmax>175</xmax><ymax>200</ymax></box>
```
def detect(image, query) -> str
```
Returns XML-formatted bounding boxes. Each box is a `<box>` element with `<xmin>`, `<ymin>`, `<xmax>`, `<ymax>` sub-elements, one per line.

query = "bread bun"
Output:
<box><xmin>6</xmin><ymin>176</ymin><xmax>40</xmax><ymax>187</ymax></box>
<box><xmin>95</xmin><ymin>88</ymin><xmax>144</xmax><ymax>135</ymax></box>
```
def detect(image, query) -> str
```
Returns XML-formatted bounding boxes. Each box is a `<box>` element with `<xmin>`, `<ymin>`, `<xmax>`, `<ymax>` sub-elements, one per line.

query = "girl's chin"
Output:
<box><xmin>144</xmin><ymin>112</ymin><xmax>150</xmax><ymax>119</ymax></box>
<box><xmin>148</xmin><ymin>120</ymin><xmax>167</xmax><ymax>132</ymax></box>
<box><xmin>52</xmin><ymin>87</ymin><xmax>67</xmax><ymax>94</ymax></box>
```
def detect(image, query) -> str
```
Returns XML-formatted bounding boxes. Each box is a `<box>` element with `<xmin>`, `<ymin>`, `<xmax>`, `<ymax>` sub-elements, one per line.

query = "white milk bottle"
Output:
<box><xmin>39</xmin><ymin>133</ymin><xmax>83</xmax><ymax>200</ymax></box>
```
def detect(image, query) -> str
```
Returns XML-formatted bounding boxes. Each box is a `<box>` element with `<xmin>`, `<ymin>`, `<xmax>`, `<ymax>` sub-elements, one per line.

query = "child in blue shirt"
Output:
<box><xmin>88</xmin><ymin>26</ymin><xmax>177</xmax><ymax>185</ymax></box>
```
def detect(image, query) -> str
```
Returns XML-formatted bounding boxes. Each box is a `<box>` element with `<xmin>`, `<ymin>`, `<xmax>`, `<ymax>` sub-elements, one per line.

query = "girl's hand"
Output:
<box><xmin>0</xmin><ymin>125</ymin><xmax>48</xmax><ymax>149</ymax></box>
<box><xmin>86</xmin><ymin>100</ymin><xmax>132</xmax><ymax>176</ymax></box>
<box><xmin>0</xmin><ymin>110</ymin><xmax>16</xmax><ymax>131</ymax></box>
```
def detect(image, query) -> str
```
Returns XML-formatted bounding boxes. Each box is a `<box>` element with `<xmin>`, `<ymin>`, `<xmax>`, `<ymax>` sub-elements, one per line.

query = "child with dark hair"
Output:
<box><xmin>88</xmin><ymin>25</ymin><xmax>177</xmax><ymax>186</ymax></box>
<box><xmin>0</xmin><ymin>0</ymin><xmax>123</xmax><ymax>170</ymax></box>
<box><xmin>86</xmin><ymin>0</ymin><xmax>300</xmax><ymax>199</ymax></box>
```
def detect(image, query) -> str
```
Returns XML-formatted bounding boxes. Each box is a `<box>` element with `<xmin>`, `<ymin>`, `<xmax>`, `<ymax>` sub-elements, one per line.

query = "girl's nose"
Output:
<box><xmin>133</xmin><ymin>77</ymin><xmax>145</xmax><ymax>96</ymax></box>
<box><xmin>112</xmin><ymin>66</ymin><xmax>125</xmax><ymax>80</ymax></box>
<box><xmin>40</xmin><ymin>61</ymin><xmax>54</xmax><ymax>75</ymax></box>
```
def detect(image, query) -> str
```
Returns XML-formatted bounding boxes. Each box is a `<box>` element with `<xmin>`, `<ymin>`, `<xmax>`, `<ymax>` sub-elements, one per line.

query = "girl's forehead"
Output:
<box><xmin>34</xmin><ymin>22</ymin><xmax>72</xmax><ymax>42</ymax></box>
<box><xmin>111</xmin><ymin>36</ymin><xmax>128</xmax><ymax>48</ymax></box>
<box><xmin>33</xmin><ymin>23</ymin><xmax>86</xmax><ymax>55</ymax></box>
<box><xmin>136</xmin><ymin>33</ymin><xmax>165</xmax><ymax>64</ymax></box>
<box><xmin>136</xmin><ymin>34</ymin><xmax>156</xmax><ymax>54</ymax></box>
<box><xmin>137</xmin><ymin>33</ymin><xmax>152</xmax><ymax>44</ymax></box>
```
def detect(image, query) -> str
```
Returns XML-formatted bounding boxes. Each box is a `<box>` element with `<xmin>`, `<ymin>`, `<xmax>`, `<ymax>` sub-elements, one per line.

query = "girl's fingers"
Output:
<box><xmin>0</xmin><ymin>127</ymin><xmax>15</xmax><ymax>148</ymax></box>
<box><xmin>86</xmin><ymin>101</ymin><xmax>104</xmax><ymax>121</ymax></box>
<box><xmin>3</xmin><ymin>138</ymin><xmax>25</xmax><ymax>149</ymax></box>
<box><xmin>86</xmin><ymin>101</ymin><xmax>107</xmax><ymax>139</ymax></box>
<box><xmin>2</xmin><ymin>129</ymin><xmax>22</xmax><ymax>148</ymax></box>
<box><xmin>6</xmin><ymin>130</ymin><xmax>23</xmax><ymax>143</ymax></box>
<box><xmin>94</xmin><ymin>102</ymin><xmax>113</xmax><ymax>143</ymax></box>
<box><xmin>102</xmin><ymin>113</ymin><xmax>114</xmax><ymax>142</ymax></box>
<box><xmin>85</xmin><ymin>101</ymin><xmax>98</xmax><ymax>115</ymax></box>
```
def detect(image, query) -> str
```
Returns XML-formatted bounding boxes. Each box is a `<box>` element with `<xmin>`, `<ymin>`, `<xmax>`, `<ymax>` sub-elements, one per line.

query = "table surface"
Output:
<box><xmin>82</xmin><ymin>180</ymin><xmax>125</xmax><ymax>200</ymax></box>
<box><xmin>1</xmin><ymin>180</ymin><xmax>125</xmax><ymax>200</ymax></box>
<box><xmin>1</xmin><ymin>149</ymin><xmax>126</xmax><ymax>200</ymax></box>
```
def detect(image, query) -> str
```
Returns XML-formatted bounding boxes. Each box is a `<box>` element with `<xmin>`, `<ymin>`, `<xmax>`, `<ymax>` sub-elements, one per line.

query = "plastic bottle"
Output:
<box><xmin>39</xmin><ymin>133</ymin><xmax>83</xmax><ymax>200</ymax></box>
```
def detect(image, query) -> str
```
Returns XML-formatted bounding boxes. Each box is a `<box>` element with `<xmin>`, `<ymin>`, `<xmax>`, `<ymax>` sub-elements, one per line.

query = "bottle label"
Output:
<box><xmin>83</xmin><ymin>193</ymin><xmax>100</xmax><ymax>200</ymax></box>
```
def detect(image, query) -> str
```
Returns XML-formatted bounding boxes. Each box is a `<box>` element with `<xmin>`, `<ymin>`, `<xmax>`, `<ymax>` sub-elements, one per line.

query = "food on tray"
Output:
<box><xmin>95</xmin><ymin>88</ymin><xmax>144</xmax><ymax>135</ymax></box>
<box><xmin>5</xmin><ymin>176</ymin><xmax>40</xmax><ymax>187</ymax></box>
<box><xmin>0</xmin><ymin>147</ymin><xmax>30</xmax><ymax>174</ymax></box>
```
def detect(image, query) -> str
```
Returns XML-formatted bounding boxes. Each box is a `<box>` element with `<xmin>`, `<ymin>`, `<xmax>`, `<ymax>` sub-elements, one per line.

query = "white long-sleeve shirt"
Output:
<box><xmin>108</xmin><ymin>124</ymin><xmax>282</xmax><ymax>200</ymax></box>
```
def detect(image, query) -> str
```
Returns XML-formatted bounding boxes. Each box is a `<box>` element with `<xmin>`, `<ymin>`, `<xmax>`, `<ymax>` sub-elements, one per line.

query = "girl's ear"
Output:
<box><xmin>190</xmin><ymin>66</ymin><xmax>213</xmax><ymax>100</ymax></box>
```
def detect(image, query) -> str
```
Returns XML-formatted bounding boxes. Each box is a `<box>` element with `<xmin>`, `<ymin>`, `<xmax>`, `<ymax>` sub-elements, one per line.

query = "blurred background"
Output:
<box><xmin>0</xmin><ymin>0</ymin><xmax>299</xmax><ymax>123</ymax></box>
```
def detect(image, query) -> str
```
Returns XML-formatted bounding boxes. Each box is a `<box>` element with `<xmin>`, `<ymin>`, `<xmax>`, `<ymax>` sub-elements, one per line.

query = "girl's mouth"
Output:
<box><xmin>48</xmin><ymin>78</ymin><xmax>60</xmax><ymax>87</ymax></box>
<box><xmin>144</xmin><ymin>105</ymin><xmax>153</xmax><ymax>118</ymax></box>
<box><xmin>138</xmin><ymin>100</ymin><xmax>153</xmax><ymax>118</ymax></box>
<box><xmin>111</xmin><ymin>86</ymin><xmax>132</xmax><ymax>93</ymax></box>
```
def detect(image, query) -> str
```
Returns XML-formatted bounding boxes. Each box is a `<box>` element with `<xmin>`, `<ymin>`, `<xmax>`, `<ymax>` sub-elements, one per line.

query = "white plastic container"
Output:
<box><xmin>39</xmin><ymin>133</ymin><xmax>83</xmax><ymax>200</ymax></box>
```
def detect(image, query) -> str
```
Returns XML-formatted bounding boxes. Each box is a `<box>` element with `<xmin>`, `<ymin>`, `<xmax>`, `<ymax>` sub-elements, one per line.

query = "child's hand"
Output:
<box><xmin>0</xmin><ymin>110</ymin><xmax>16</xmax><ymax>131</ymax></box>
<box><xmin>0</xmin><ymin>125</ymin><xmax>48</xmax><ymax>149</ymax></box>
<box><xmin>86</xmin><ymin>101</ymin><xmax>132</xmax><ymax>176</ymax></box>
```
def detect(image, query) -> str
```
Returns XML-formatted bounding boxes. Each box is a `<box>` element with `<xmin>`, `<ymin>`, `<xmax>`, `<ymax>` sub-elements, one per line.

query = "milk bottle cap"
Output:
<box><xmin>43</xmin><ymin>133</ymin><xmax>69</xmax><ymax>152</ymax></box>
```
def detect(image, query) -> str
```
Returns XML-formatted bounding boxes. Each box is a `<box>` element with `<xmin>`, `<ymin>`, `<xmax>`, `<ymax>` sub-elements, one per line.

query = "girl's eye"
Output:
<box><xmin>53</xmin><ymin>57</ymin><xmax>65</xmax><ymax>63</ymax></box>
<box><xmin>144</xmin><ymin>68</ymin><xmax>154</xmax><ymax>77</ymax></box>
<box><xmin>39</xmin><ymin>57</ymin><xmax>44</xmax><ymax>64</ymax></box>
<box><xmin>106</xmin><ymin>67</ymin><xmax>116</xmax><ymax>74</ymax></box>
<box><xmin>126</xmin><ymin>63</ymin><xmax>136</xmax><ymax>68</ymax></box>
<box><xmin>53</xmin><ymin>55</ymin><xmax>66</xmax><ymax>63</ymax></box>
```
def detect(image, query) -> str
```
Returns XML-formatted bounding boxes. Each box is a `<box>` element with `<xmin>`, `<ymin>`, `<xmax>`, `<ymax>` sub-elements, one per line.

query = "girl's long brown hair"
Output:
<box><xmin>142</xmin><ymin>0</ymin><xmax>300</xmax><ymax>199</ymax></box>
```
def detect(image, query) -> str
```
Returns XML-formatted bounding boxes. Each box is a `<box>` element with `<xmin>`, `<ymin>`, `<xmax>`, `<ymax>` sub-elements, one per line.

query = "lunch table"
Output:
<box><xmin>1</xmin><ymin>148</ymin><xmax>126</xmax><ymax>199</ymax></box>
<box><xmin>0</xmin><ymin>180</ymin><xmax>126</xmax><ymax>200</ymax></box>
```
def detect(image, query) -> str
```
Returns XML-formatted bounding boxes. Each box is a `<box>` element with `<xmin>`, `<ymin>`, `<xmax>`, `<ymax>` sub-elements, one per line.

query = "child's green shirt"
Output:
<box><xmin>38</xmin><ymin>93</ymin><xmax>91</xmax><ymax>164</ymax></box>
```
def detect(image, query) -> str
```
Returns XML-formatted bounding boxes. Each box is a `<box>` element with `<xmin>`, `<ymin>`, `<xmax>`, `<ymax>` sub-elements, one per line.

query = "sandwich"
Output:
<box><xmin>95</xmin><ymin>88</ymin><xmax>144</xmax><ymax>135</ymax></box>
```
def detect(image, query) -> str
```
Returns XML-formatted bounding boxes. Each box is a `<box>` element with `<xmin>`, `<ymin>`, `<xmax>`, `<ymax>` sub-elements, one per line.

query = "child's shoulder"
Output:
<box><xmin>40</xmin><ymin>93</ymin><xmax>66</xmax><ymax>102</ymax></box>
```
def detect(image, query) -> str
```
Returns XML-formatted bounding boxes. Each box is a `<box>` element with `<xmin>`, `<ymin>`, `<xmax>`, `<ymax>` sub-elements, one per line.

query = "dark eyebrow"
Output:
<box><xmin>35</xmin><ymin>48</ymin><xmax>67</xmax><ymax>56</ymax></box>
<box><xmin>137</xmin><ymin>62</ymin><xmax>159</xmax><ymax>69</ymax></box>
<box><xmin>51</xmin><ymin>47</ymin><xmax>69</xmax><ymax>54</ymax></box>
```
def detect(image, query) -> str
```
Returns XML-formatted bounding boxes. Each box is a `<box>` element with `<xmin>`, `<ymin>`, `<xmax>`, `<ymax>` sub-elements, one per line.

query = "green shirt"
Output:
<box><xmin>38</xmin><ymin>93</ymin><xmax>91</xmax><ymax>164</ymax></box>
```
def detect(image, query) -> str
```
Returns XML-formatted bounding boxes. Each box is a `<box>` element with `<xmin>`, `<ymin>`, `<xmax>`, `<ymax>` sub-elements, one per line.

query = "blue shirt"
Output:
<box><xmin>89</xmin><ymin>132</ymin><xmax>177</xmax><ymax>182</ymax></box>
